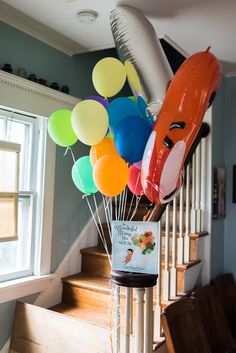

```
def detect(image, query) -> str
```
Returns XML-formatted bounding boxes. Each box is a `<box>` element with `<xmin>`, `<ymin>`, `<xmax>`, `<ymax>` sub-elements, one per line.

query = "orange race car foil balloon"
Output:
<box><xmin>142</xmin><ymin>47</ymin><xmax>222</xmax><ymax>205</ymax></box>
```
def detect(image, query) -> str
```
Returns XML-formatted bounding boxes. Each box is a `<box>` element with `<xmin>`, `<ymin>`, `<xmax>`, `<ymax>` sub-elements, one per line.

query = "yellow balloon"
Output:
<box><xmin>90</xmin><ymin>137</ymin><xmax>118</xmax><ymax>166</ymax></box>
<box><xmin>124</xmin><ymin>60</ymin><xmax>142</xmax><ymax>95</ymax></box>
<box><xmin>72</xmin><ymin>100</ymin><xmax>108</xmax><ymax>146</ymax></box>
<box><xmin>92</xmin><ymin>57</ymin><xmax>127</xmax><ymax>98</ymax></box>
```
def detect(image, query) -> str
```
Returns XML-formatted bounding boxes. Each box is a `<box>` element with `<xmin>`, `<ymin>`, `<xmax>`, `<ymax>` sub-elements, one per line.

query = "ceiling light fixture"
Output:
<box><xmin>76</xmin><ymin>10</ymin><xmax>98</xmax><ymax>24</ymax></box>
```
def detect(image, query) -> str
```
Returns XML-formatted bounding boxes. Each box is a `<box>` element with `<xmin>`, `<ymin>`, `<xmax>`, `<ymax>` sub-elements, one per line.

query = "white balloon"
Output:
<box><xmin>110</xmin><ymin>5</ymin><xmax>173</xmax><ymax>117</ymax></box>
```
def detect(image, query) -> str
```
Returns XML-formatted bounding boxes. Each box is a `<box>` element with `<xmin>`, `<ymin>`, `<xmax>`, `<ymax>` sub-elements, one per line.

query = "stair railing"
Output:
<box><xmin>112</xmin><ymin>119</ymin><xmax>211</xmax><ymax>352</ymax></box>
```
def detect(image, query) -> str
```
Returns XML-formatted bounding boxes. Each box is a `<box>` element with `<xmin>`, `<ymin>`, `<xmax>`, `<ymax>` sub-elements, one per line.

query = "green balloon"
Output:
<box><xmin>133</xmin><ymin>239</ymin><xmax>138</xmax><ymax>246</ymax></box>
<box><xmin>128</xmin><ymin>96</ymin><xmax>137</xmax><ymax>102</ymax></box>
<box><xmin>48</xmin><ymin>109</ymin><xmax>77</xmax><ymax>147</ymax></box>
<box><xmin>106</xmin><ymin>130</ymin><xmax>114</xmax><ymax>139</ymax></box>
<box><xmin>72</xmin><ymin>156</ymin><xmax>98</xmax><ymax>194</ymax></box>
<box><xmin>147</xmin><ymin>248</ymin><xmax>152</xmax><ymax>254</ymax></box>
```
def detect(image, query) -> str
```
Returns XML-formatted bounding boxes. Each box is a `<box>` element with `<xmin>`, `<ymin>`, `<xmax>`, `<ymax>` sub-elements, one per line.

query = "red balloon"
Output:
<box><xmin>128</xmin><ymin>165</ymin><xmax>143</xmax><ymax>196</ymax></box>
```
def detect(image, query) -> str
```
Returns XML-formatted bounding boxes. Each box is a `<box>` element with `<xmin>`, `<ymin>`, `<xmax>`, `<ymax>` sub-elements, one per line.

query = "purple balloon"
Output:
<box><xmin>134</xmin><ymin>160</ymin><xmax>142</xmax><ymax>169</ymax></box>
<box><xmin>86</xmin><ymin>96</ymin><xmax>109</xmax><ymax>109</ymax></box>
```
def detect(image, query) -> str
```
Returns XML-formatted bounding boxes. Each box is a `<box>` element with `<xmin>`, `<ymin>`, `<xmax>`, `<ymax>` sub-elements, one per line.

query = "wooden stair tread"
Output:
<box><xmin>50</xmin><ymin>303</ymin><xmax>111</xmax><ymax>328</ymax></box>
<box><xmin>63</xmin><ymin>273</ymin><xmax>112</xmax><ymax>293</ymax></box>
<box><xmin>161</xmin><ymin>257</ymin><xmax>201</xmax><ymax>271</ymax></box>
<box><xmin>81</xmin><ymin>246</ymin><xmax>111</xmax><ymax>256</ymax></box>
<box><xmin>81</xmin><ymin>246</ymin><xmax>201</xmax><ymax>271</ymax></box>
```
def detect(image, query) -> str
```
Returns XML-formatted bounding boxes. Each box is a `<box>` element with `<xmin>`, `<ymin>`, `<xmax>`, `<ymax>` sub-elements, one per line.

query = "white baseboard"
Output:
<box><xmin>34</xmin><ymin>202</ymin><xmax>105</xmax><ymax>308</ymax></box>
<box><xmin>0</xmin><ymin>339</ymin><xmax>10</xmax><ymax>353</ymax></box>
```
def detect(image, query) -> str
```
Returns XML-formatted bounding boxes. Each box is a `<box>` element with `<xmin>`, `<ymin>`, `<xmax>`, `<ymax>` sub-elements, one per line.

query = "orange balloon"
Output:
<box><xmin>90</xmin><ymin>137</ymin><xmax>118</xmax><ymax>166</ymax></box>
<box><xmin>93</xmin><ymin>154</ymin><xmax>128</xmax><ymax>197</ymax></box>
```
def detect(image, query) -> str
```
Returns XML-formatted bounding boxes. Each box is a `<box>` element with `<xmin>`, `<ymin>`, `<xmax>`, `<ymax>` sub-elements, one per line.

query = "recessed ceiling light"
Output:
<box><xmin>77</xmin><ymin>10</ymin><xmax>98</xmax><ymax>24</ymax></box>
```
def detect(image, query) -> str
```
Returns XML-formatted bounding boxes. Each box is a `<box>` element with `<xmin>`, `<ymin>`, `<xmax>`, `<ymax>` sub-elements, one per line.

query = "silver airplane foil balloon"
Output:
<box><xmin>110</xmin><ymin>5</ymin><xmax>173</xmax><ymax>118</ymax></box>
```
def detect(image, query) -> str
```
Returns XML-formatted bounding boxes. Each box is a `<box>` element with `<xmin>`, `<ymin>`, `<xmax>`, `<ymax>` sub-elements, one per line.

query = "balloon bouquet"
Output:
<box><xmin>47</xmin><ymin>5</ymin><xmax>222</xmax><ymax>257</ymax></box>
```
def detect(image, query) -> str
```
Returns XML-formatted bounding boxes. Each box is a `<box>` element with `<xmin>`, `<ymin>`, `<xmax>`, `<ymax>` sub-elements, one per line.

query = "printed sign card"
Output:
<box><xmin>112</xmin><ymin>221</ymin><xmax>159</xmax><ymax>275</ymax></box>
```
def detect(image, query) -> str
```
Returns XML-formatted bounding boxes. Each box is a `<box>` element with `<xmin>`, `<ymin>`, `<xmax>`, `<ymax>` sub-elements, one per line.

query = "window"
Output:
<box><xmin>0</xmin><ymin>107</ymin><xmax>47</xmax><ymax>282</ymax></box>
<box><xmin>0</xmin><ymin>140</ymin><xmax>21</xmax><ymax>242</ymax></box>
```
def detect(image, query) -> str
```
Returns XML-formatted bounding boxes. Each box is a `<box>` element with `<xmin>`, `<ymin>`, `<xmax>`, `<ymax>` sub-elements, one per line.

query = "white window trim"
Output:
<box><xmin>0</xmin><ymin>70</ymin><xmax>80</xmax><ymax>302</ymax></box>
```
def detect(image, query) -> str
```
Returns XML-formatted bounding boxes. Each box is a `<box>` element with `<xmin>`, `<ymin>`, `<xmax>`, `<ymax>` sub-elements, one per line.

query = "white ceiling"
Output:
<box><xmin>1</xmin><ymin>0</ymin><xmax>236</xmax><ymax>74</ymax></box>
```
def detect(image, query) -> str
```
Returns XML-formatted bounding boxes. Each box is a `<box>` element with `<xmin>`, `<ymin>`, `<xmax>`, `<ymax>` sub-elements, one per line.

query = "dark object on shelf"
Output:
<box><xmin>50</xmin><ymin>82</ymin><xmax>59</xmax><ymax>90</ymax></box>
<box><xmin>28</xmin><ymin>74</ymin><xmax>37</xmax><ymax>82</ymax></box>
<box><xmin>61</xmin><ymin>85</ymin><xmax>69</xmax><ymax>94</ymax></box>
<box><xmin>2</xmin><ymin>63</ymin><xmax>13</xmax><ymax>73</ymax></box>
<box><xmin>16</xmin><ymin>68</ymin><xmax>27</xmax><ymax>78</ymax></box>
<box><xmin>38</xmin><ymin>78</ymin><xmax>48</xmax><ymax>86</ymax></box>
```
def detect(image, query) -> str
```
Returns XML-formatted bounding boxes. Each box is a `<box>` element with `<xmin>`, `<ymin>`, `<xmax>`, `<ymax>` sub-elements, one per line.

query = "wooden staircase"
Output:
<box><xmin>50</xmin><ymin>200</ymin><xmax>208</xmax><ymax>335</ymax></box>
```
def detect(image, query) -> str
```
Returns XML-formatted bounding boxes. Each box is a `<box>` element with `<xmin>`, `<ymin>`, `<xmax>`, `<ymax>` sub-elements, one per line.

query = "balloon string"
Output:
<box><xmin>126</xmin><ymin>192</ymin><xmax>135</xmax><ymax>221</ymax></box>
<box><xmin>64</xmin><ymin>146</ymin><xmax>87</xmax><ymax>197</ymax></box>
<box><xmin>129</xmin><ymin>195</ymin><xmax>142</xmax><ymax>221</ymax></box>
<box><xmin>105</xmin><ymin>196</ymin><xmax>113</xmax><ymax>224</ymax></box>
<box><xmin>119</xmin><ymin>189</ymin><xmax>125</xmax><ymax>221</ymax></box>
<box><xmin>102</xmin><ymin>195</ymin><xmax>112</xmax><ymax>242</ymax></box>
<box><xmin>92</xmin><ymin>195</ymin><xmax>111</xmax><ymax>263</ymax></box>
<box><xmin>115</xmin><ymin>196</ymin><xmax>118</xmax><ymax>221</ymax></box>
<box><xmin>122</xmin><ymin>187</ymin><xmax>128</xmax><ymax>220</ymax></box>
<box><xmin>84</xmin><ymin>195</ymin><xmax>111</xmax><ymax>266</ymax></box>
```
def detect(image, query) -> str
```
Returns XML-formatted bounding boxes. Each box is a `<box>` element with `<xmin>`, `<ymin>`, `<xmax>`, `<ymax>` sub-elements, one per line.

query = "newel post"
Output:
<box><xmin>112</xmin><ymin>271</ymin><xmax>158</xmax><ymax>353</ymax></box>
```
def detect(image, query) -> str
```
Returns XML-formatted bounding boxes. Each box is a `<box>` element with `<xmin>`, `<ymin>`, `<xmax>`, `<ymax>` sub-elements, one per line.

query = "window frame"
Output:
<box><xmin>0</xmin><ymin>109</ymin><xmax>50</xmax><ymax>282</ymax></box>
<box><xmin>0</xmin><ymin>70</ymin><xmax>80</xmax><ymax>303</ymax></box>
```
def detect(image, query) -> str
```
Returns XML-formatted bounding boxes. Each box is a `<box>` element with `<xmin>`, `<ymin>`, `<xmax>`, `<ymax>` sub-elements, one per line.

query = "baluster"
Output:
<box><xmin>130</xmin><ymin>288</ymin><xmax>134</xmax><ymax>334</ymax></box>
<box><xmin>184</xmin><ymin>165</ymin><xmax>191</xmax><ymax>263</ymax></box>
<box><xmin>135</xmin><ymin>288</ymin><xmax>145</xmax><ymax>353</ymax></box>
<box><xmin>195</xmin><ymin>144</ymin><xmax>201</xmax><ymax>232</ymax></box>
<box><xmin>191</xmin><ymin>154</ymin><xmax>196</xmax><ymax>233</ymax></box>
<box><xmin>154</xmin><ymin>218</ymin><xmax>162</xmax><ymax>340</ymax></box>
<box><xmin>163</xmin><ymin>204</ymin><xmax>170</xmax><ymax>301</ymax></box>
<box><xmin>177</xmin><ymin>187</ymin><xmax>184</xmax><ymax>265</ymax></box>
<box><xmin>114</xmin><ymin>285</ymin><xmax>121</xmax><ymax>353</ymax></box>
<box><xmin>200</xmin><ymin>138</ymin><xmax>206</xmax><ymax>231</ymax></box>
<box><xmin>125</xmin><ymin>287</ymin><xmax>132</xmax><ymax>353</ymax></box>
<box><xmin>170</xmin><ymin>198</ymin><xmax>177</xmax><ymax>297</ymax></box>
<box><xmin>144</xmin><ymin>287</ymin><xmax>153</xmax><ymax>353</ymax></box>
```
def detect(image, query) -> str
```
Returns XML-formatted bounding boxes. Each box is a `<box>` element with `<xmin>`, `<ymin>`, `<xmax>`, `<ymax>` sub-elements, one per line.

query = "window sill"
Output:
<box><xmin>0</xmin><ymin>274</ymin><xmax>57</xmax><ymax>304</ymax></box>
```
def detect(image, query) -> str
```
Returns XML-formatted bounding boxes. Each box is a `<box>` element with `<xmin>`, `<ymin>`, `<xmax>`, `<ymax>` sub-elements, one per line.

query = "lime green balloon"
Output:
<box><xmin>72</xmin><ymin>156</ymin><xmax>98</xmax><ymax>194</ymax></box>
<box><xmin>48</xmin><ymin>109</ymin><xmax>77</xmax><ymax>147</ymax></box>
<box><xmin>106</xmin><ymin>130</ymin><xmax>114</xmax><ymax>139</ymax></box>
<box><xmin>128</xmin><ymin>96</ymin><xmax>137</xmax><ymax>102</ymax></box>
<box><xmin>72</xmin><ymin>100</ymin><xmax>109</xmax><ymax>146</ymax></box>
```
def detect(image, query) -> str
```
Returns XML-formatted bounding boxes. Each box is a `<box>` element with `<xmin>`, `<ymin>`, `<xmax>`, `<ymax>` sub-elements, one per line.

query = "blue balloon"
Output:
<box><xmin>114</xmin><ymin>116</ymin><xmax>151</xmax><ymax>164</ymax></box>
<box><xmin>137</xmin><ymin>96</ymin><xmax>154</xmax><ymax>128</ymax></box>
<box><xmin>108</xmin><ymin>97</ymin><xmax>141</xmax><ymax>131</ymax></box>
<box><xmin>137</xmin><ymin>96</ymin><xmax>148</xmax><ymax>118</ymax></box>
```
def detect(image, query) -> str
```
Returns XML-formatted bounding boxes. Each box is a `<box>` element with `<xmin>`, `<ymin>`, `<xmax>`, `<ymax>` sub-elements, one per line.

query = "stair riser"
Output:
<box><xmin>160</xmin><ymin>268</ymin><xmax>185</xmax><ymax>295</ymax></box>
<box><xmin>62</xmin><ymin>284</ymin><xmax>140</xmax><ymax>317</ymax></box>
<box><xmin>62</xmin><ymin>284</ymin><xmax>112</xmax><ymax>313</ymax></box>
<box><xmin>98</xmin><ymin>235</ymin><xmax>198</xmax><ymax>263</ymax></box>
<box><xmin>82</xmin><ymin>253</ymin><xmax>111</xmax><ymax>278</ymax></box>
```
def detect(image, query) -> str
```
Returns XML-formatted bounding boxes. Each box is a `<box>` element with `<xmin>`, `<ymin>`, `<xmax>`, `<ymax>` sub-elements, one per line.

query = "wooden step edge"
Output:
<box><xmin>62</xmin><ymin>276</ymin><xmax>112</xmax><ymax>294</ymax></box>
<box><xmin>80</xmin><ymin>246</ymin><xmax>110</xmax><ymax>257</ymax></box>
<box><xmin>189</xmin><ymin>231</ymin><xmax>209</xmax><ymax>239</ymax></box>
<box><xmin>161</xmin><ymin>258</ymin><xmax>201</xmax><ymax>271</ymax></box>
<box><xmin>50</xmin><ymin>303</ymin><xmax>111</xmax><ymax>329</ymax></box>
<box><xmin>100</xmin><ymin>225</ymin><xmax>208</xmax><ymax>239</ymax></box>
<box><xmin>153</xmin><ymin>337</ymin><xmax>166</xmax><ymax>351</ymax></box>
